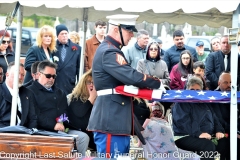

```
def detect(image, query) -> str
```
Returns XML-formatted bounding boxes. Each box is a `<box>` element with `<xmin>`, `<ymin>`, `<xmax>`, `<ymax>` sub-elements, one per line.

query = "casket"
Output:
<box><xmin>0</xmin><ymin>133</ymin><xmax>76</xmax><ymax>159</ymax></box>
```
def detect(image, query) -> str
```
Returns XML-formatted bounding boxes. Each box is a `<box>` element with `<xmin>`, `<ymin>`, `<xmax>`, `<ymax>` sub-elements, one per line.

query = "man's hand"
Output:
<box><xmin>199</xmin><ymin>133</ymin><xmax>211</xmax><ymax>140</ymax></box>
<box><xmin>54</xmin><ymin>123</ymin><xmax>65</xmax><ymax>131</ymax></box>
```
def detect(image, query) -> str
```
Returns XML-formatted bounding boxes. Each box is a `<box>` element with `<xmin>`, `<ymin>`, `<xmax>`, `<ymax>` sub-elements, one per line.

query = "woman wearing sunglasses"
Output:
<box><xmin>24</xmin><ymin>25</ymin><xmax>56</xmax><ymax>84</ymax></box>
<box><xmin>136</xmin><ymin>41</ymin><xmax>170</xmax><ymax>87</ymax></box>
<box><xmin>0</xmin><ymin>30</ymin><xmax>14</xmax><ymax>82</ymax></box>
<box><xmin>66</xmin><ymin>69</ymin><xmax>97</xmax><ymax>151</ymax></box>
<box><xmin>170</xmin><ymin>50</ymin><xmax>194</xmax><ymax>89</ymax></box>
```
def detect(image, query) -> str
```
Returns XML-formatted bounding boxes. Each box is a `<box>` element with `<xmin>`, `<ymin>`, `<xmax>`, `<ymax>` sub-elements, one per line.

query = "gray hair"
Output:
<box><xmin>7</xmin><ymin>61</ymin><xmax>24</xmax><ymax>72</ymax></box>
<box><xmin>186</xmin><ymin>76</ymin><xmax>203</xmax><ymax>90</ymax></box>
<box><xmin>136</xmin><ymin>29</ymin><xmax>149</xmax><ymax>38</ymax></box>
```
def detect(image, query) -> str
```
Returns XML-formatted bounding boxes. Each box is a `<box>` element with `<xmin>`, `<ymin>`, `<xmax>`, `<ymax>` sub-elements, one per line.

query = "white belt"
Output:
<box><xmin>97</xmin><ymin>89</ymin><xmax>119</xmax><ymax>96</ymax></box>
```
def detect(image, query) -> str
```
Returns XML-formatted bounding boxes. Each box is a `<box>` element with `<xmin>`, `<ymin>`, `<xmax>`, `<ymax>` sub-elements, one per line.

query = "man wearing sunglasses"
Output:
<box><xmin>27</xmin><ymin>60</ymin><xmax>89</xmax><ymax>156</ymax></box>
<box><xmin>0</xmin><ymin>62</ymin><xmax>37</xmax><ymax>128</ymax></box>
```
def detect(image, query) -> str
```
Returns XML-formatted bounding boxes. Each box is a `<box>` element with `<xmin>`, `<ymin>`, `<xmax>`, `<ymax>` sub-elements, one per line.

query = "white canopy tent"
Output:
<box><xmin>0</xmin><ymin>1</ymin><xmax>239</xmax><ymax>159</ymax></box>
<box><xmin>0</xmin><ymin>1</ymin><xmax>238</xmax><ymax>28</ymax></box>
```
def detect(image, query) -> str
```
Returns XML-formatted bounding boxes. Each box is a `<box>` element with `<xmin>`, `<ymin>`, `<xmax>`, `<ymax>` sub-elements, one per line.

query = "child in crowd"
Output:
<box><xmin>192</xmin><ymin>61</ymin><xmax>210</xmax><ymax>90</ymax></box>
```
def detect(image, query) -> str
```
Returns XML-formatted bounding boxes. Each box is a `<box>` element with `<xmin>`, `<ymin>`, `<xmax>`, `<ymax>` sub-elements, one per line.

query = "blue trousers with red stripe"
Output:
<box><xmin>93</xmin><ymin>132</ymin><xmax>130</xmax><ymax>158</ymax></box>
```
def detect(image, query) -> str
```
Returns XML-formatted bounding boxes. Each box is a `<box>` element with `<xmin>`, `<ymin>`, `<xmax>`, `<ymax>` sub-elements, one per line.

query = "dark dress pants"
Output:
<box><xmin>175</xmin><ymin>136</ymin><xmax>230</xmax><ymax>160</ymax></box>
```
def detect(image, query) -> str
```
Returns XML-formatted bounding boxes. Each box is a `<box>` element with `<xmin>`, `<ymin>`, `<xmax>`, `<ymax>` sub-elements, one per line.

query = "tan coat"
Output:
<box><xmin>84</xmin><ymin>34</ymin><xmax>101</xmax><ymax>71</ymax></box>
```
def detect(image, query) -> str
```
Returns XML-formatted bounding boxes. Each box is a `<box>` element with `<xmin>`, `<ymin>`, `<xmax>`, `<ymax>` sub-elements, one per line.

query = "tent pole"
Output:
<box><xmin>10</xmin><ymin>5</ymin><xmax>23</xmax><ymax>126</ymax></box>
<box><xmin>79</xmin><ymin>8</ymin><xmax>88</xmax><ymax>78</ymax></box>
<box><xmin>230</xmin><ymin>4</ymin><xmax>240</xmax><ymax>160</ymax></box>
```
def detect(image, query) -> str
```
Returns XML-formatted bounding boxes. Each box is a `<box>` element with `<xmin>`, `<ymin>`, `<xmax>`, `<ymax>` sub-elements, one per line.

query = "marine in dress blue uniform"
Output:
<box><xmin>87</xmin><ymin>14</ymin><xmax>166</xmax><ymax>158</ymax></box>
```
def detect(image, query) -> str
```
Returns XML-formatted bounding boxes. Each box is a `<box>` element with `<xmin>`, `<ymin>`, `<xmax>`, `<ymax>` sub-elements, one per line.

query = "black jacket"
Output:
<box><xmin>172</xmin><ymin>102</ymin><xmax>224</xmax><ymax>137</ymax></box>
<box><xmin>67</xmin><ymin>98</ymin><xmax>93</xmax><ymax>131</ymax></box>
<box><xmin>24</xmin><ymin>46</ymin><xmax>52</xmax><ymax>83</ymax></box>
<box><xmin>0</xmin><ymin>50</ymin><xmax>15</xmax><ymax>82</ymax></box>
<box><xmin>27</xmin><ymin>81</ymin><xmax>68</xmax><ymax>131</ymax></box>
<box><xmin>67</xmin><ymin>98</ymin><xmax>96</xmax><ymax>150</ymax></box>
<box><xmin>205</xmin><ymin>50</ymin><xmax>240</xmax><ymax>90</ymax></box>
<box><xmin>0</xmin><ymin>83</ymin><xmax>37</xmax><ymax>128</ymax></box>
<box><xmin>133</xmin><ymin>98</ymin><xmax>150</xmax><ymax>126</ymax></box>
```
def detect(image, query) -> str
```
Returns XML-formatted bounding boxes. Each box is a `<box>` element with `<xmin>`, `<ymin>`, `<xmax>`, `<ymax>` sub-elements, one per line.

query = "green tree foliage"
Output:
<box><xmin>23</xmin><ymin>14</ymin><xmax>64</xmax><ymax>28</ymax></box>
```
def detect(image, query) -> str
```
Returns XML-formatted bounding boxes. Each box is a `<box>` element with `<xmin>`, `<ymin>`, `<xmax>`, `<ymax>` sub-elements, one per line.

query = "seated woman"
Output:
<box><xmin>67</xmin><ymin>69</ymin><xmax>97</xmax><ymax>151</ymax></box>
<box><xmin>136</xmin><ymin>41</ymin><xmax>170</xmax><ymax>87</ymax></box>
<box><xmin>172</xmin><ymin>76</ymin><xmax>230</xmax><ymax>160</ymax></box>
<box><xmin>170</xmin><ymin>50</ymin><xmax>193</xmax><ymax>90</ymax></box>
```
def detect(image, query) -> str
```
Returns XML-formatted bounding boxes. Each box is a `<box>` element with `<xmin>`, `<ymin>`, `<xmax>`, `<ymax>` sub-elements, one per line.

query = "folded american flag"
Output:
<box><xmin>115</xmin><ymin>85</ymin><xmax>238</xmax><ymax>103</ymax></box>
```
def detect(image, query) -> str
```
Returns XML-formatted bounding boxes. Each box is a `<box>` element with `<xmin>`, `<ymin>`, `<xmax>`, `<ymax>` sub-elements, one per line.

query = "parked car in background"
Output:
<box><xmin>7</xmin><ymin>27</ymin><xmax>39</xmax><ymax>57</ymax></box>
<box><xmin>185</xmin><ymin>36</ymin><xmax>214</xmax><ymax>54</ymax></box>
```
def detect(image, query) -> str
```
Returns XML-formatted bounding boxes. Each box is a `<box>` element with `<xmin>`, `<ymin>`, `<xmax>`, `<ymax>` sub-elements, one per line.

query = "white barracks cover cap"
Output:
<box><xmin>106</xmin><ymin>14</ymin><xmax>139</xmax><ymax>32</ymax></box>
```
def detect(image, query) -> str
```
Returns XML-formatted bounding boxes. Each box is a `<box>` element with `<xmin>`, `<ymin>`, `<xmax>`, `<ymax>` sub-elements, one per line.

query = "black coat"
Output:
<box><xmin>53</xmin><ymin>40</ymin><xmax>81</xmax><ymax>95</ymax></box>
<box><xmin>172</xmin><ymin>102</ymin><xmax>224</xmax><ymax>137</ymax></box>
<box><xmin>24</xmin><ymin>46</ymin><xmax>52</xmax><ymax>83</ymax></box>
<box><xmin>27</xmin><ymin>81</ymin><xmax>68</xmax><ymax>131</ymax></box>
<box><xmin>205</xmin><ymin>50</ymin><xmax>240</xmax><ymax>90</ymax></box>
<box><xmin>0</xmin><ymin>50</ymin><xmax>15</xmax><ymax>82</ymax></box>
<box><xmin>67</xmin><ymin>98</ymin><xmax>95</xmax><ymax>150</ymax></box>
<box><xmin>0</xmin><ymin>83</ymin><xmax>37</xmax><ymax>128</ymax></box>
<box><xmin>210</xmin><ymin>102</ymin><xmax>230</xmax><ymax>133</ymax></box>
<box><xmin>68</xmin><ymin>99</ymin><xmax>93</xmax><ymax>131</ymax></box>
<box><xmin>133</xmin><ymin>98</ymin><xmax>150</xmax><ymax>126</ymax></box>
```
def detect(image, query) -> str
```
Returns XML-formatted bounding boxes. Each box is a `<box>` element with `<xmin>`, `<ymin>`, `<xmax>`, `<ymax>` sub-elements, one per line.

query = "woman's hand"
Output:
<box><xmin>88</xmin><ymin>85</ymin><xmax>97</xmax><ymax>104</ymax></box>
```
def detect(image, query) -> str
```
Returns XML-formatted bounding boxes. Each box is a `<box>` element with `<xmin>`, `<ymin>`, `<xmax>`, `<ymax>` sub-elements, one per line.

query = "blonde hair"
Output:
<box><xmin>69</xmin><ymin>69</ymin><xmax>92</xmax><ymax>102</ymax></box>
<box><xmin>36</xmin><ymin>25</ymin><xmax>57</xmax><ymax>52</ymax></box>
<box><xmin>69</xmin><ymin>31</ymin><xmax>80</xmax><ymax>44</ymax></box>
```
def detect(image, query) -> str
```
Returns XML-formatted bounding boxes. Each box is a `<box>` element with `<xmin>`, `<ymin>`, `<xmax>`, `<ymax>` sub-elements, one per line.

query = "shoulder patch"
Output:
<box><xmin>116</xmin><ymin>53</ymin><xmax>127</xmax><ymax>65</ymax></box>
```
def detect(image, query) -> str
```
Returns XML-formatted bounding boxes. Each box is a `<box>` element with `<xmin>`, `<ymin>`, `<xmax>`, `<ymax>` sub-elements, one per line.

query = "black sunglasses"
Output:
<box><xmin>40</xmin><ymin>72</ymin><xmax>57</xmax><ymax>79</ymax></box>
<box><xmin>2</xmin><ymin>40</ymin><xmax>11</xmax><ymax>44</ymax></box>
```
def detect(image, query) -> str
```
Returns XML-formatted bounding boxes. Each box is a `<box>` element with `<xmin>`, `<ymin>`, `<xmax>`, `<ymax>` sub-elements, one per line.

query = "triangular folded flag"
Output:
<box><xmin>115</xmin><ymin>85</ymin><xmax>163</xmax><ymax>100</ymax></box>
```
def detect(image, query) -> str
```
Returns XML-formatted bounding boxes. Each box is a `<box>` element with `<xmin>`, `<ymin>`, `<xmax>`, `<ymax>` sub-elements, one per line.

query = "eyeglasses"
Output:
<box><xmin>40</xmin><ymin>72</ymin><xmax>57</xmax><ymax>79</ymax></box>
<box><xmin>149</xmin><ymin>48</ymin><xmax>158</xmax><ymax>51</ymax></box>
<box><xmin>182</xmin><ymin>57</ymin><xmax>190</xmax><ymax>60</ymax></box>
<box><xmin>2</xmin><ymin>40</ymin><xmax>10</xmax><ymax>44</ymax></box>
<box><xmin>86</xmin><ymin>81</ymin><xmax>94</xmax><ymax>85</ymax></box>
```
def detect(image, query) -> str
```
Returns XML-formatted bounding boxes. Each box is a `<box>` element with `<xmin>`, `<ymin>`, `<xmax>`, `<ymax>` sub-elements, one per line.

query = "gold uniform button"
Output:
<box><xmin>122</xmin><ymin>102</ymin><xmax>124</xmax><ymax>105</ymax></box>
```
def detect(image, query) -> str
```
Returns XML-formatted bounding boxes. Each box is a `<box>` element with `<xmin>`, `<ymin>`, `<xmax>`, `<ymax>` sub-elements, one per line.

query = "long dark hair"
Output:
<box><xmin>177</xmin><ymin>50</ymin><xmax>193</xmax><ymax>77</ymax></box>
<box><xmin>0</xmin><ymin>30</ymin><xmax>13</xmax><ymax>52</ymax></box>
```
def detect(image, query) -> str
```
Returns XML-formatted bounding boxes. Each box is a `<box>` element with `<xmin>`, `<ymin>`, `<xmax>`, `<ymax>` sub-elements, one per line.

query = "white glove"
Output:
<box><xmin>159</xmin><ymin>81</ymin><xmax>166</xmax><ymax>93</ymax></box>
